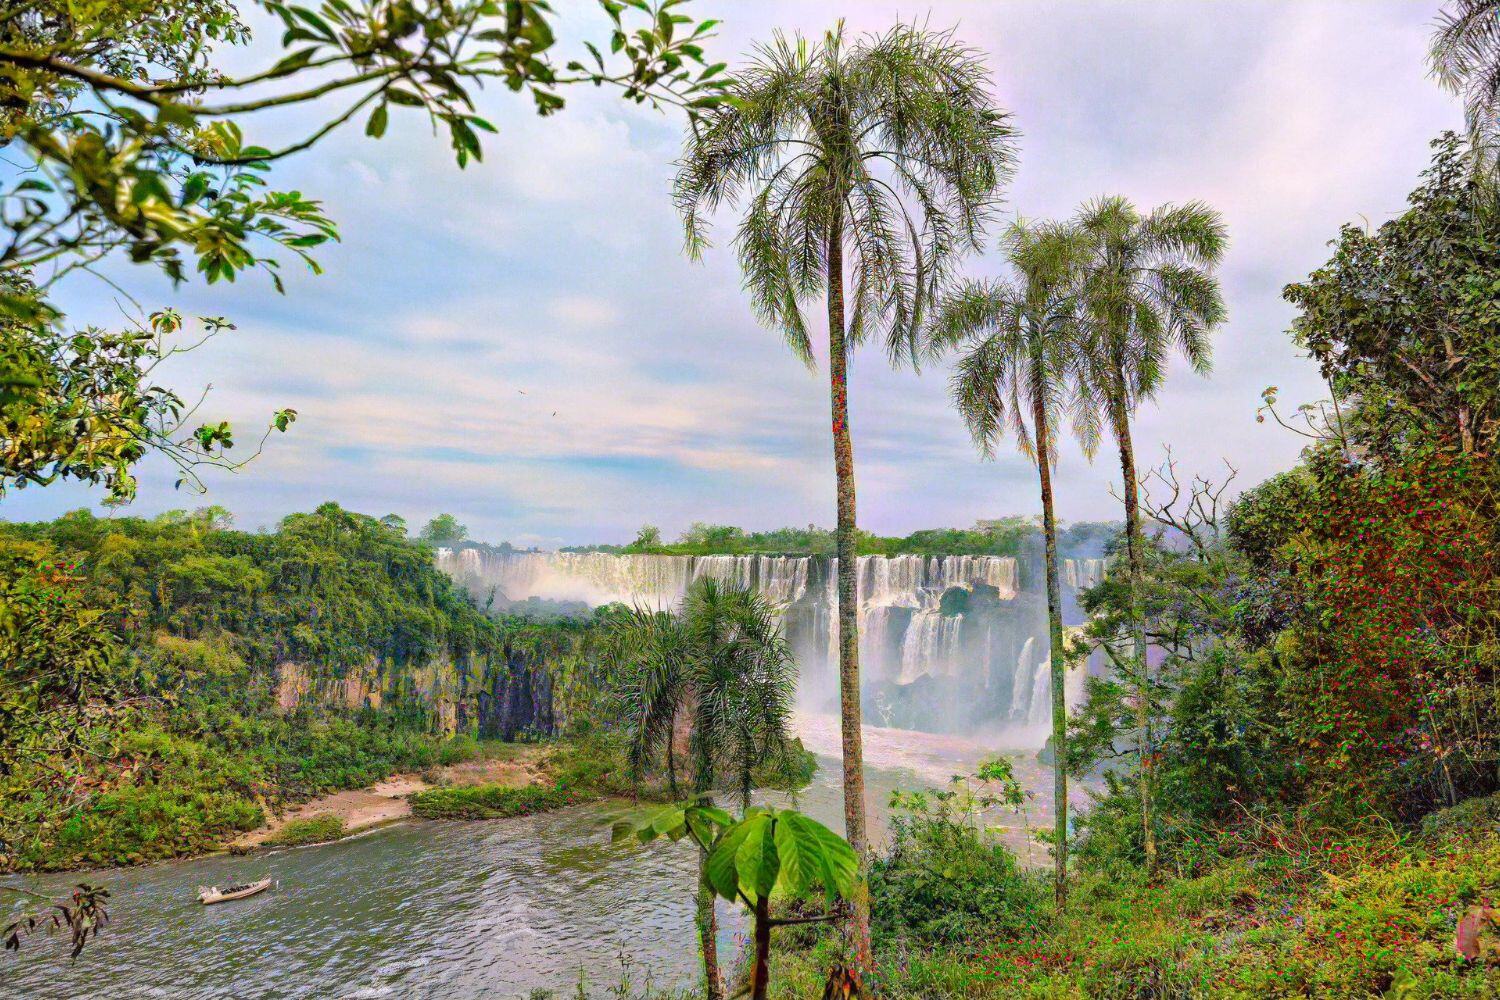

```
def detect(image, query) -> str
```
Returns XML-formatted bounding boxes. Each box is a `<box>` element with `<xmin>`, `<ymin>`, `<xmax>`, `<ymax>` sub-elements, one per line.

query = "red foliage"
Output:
<box><xmin>1291</xmin><ymin>449</ymin><xmax>1497</xmax><ymax>806</ymax></box>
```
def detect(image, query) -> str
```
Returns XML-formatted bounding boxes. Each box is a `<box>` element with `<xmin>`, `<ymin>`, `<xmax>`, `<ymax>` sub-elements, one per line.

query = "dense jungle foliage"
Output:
<box><xmin>0</xmin><ymin>502</ymin><xmax>573</xmax><ymax>870</ymax></box>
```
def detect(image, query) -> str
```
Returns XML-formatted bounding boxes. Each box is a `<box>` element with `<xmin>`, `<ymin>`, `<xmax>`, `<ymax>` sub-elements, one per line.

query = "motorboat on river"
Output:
<box><xmin>198</xmin><ymin>878</ymin><xmax>276</xmax><ymax>904</ymax></box>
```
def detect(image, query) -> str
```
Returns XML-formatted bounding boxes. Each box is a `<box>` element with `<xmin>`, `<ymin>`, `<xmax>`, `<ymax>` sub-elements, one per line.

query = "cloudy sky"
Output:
<box><xmin>3</xmin><ymin>1</ymin><xmax>1460</xmax><ymax>546</ymax></box>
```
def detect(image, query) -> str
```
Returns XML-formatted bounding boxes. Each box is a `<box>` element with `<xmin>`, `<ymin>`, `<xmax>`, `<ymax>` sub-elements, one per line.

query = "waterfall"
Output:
<box><xmin>896</xmin><ymin>610</ymin><xmax>964</xmax><ymax>684</ymax></box>
<box><xmin>1010</xmin><ymin>636</ymin><xmax>1036</xmax><ymax>720</ymax></box>
<box><xmin>436</xmin><ymin>547</ymin><xmax>1106</xmax><ymax>734</ymax></box>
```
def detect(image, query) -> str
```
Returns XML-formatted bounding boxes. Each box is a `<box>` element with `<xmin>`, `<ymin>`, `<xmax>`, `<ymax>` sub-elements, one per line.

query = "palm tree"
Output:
<box><xmin>1074</xmin><ymin>196</ymin><xmax>1227</xmax><ymax>873</ymax></box>
<box><xmin>606</xmin><ymin>578</ymin><xmax>797</xmax><ymax>1000</ymax></box>
<box><xmin>1430</xmin><ymin>0</ymin><xmax>1500</xmax><ymax>174</ymax></box>
<box><xmin>928</xmin><ymin>219</ymin><xmax>1096</xmax><ymax>906</ymax></box>
<box><xmin>674</xmin><ymin>23</ymin><xmax>1015</xmax><ymax>967</ymax></box>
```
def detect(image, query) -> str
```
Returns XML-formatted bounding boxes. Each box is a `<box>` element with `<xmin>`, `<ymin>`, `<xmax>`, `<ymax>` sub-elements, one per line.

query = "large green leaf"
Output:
<box><xmin>684</xmin><ymin>803</ymin><xmax>731</xmax><ymax>847</ymax></box>
<box><xmin>772</xmin><ymin>810</ymin><xmax>858</xmax><ymax>904</ymax></box>
<box><xmin>732</xmin><ymin>812</ymin><xmax>779</xmax><ymax>903</ymax></box>
<box><xmin>706</xmin><ymin>807</ymin><xmax>781</xmax><ymax>903</ymax></box>
<box><xmin>706</xmin><ymin>815</ymin><xmax>755</xmax><ymax>900</ymax></box>
<box><xmin>609</xmin><ymin>803</ymin><xmax>686</xmax><ymax>845</ymax></box>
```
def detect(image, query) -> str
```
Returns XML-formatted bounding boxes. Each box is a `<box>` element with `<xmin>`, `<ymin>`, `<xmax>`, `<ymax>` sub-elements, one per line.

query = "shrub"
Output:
<box><xmin>436</xmin><ymin>734</ymin><xmax>481</xmax><ymax>766</ymax></box>
<box><xmin>870</xmin><ymin>782</ymin><xmax>1050</xmax><ymax>945</ymax></box>
<box><xmin>751</xmin><ymin>738</ymin><xmax>818</xmax><ymax>793</ymax></box>
<box><xmin>1421</xmin><ymin>792</ymin><xmax>1500</xmax><ymax>844</ymax></box>
<box><xmin>264</xmin><ymin>814</ymin><xmax>346</xmax><ymax>847</ymax></box>
<box><xmin>545</xmin><ymin>731</ymin><xmax>635</xmax><ymax>797</ymax></box>
<box><xmin>409</xmin><ymin>782</ymin><xmax>577</xmax><ymax>820</ymax></box>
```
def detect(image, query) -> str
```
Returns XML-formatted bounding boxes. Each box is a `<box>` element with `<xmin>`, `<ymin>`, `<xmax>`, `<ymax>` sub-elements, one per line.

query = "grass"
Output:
<box><xmin>263</xmin><ymin>814</ymin><xmax>347</xmax><ymax>847</ymax></box>
<box><xmin>767</xmin><ymin>830</ymin><xmax>1500</xmax><ymax>999</ymax></box>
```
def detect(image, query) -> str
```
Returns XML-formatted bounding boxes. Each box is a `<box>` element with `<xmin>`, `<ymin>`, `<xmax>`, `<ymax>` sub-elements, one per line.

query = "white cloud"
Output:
<box><xmin>546</xmin><ymin>295</ymin><xmax>621</xmax><ymax>329</ymax></box>
<box><xmin>4</xmin><ymin>1</ymin><xmax>1464</xmax><ymax>546</ymax></box>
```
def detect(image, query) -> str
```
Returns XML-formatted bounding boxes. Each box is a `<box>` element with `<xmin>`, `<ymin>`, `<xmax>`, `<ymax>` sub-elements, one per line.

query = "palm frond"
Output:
<box><xmin>674</xmin><ymin>21</ymin><xmax>1016</xmax><ymax>373</ymax></box>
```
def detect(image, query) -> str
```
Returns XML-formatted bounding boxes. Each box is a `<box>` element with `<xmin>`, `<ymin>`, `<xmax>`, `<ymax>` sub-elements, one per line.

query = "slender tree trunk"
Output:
<box><xmin>751</xmin><ymin>894</ymin><xmax>772</xmax><ymax>1000</ymax></box>
<box><xmin>667</xmin><ymin>708</ymin><xmax>679</xmax><ymax>799</ymax></box>
<box><xmin>1033</xmin><ymin>390</ymin><xmax>1068</xmax><ymax>908</ymax></box>
<box><xmin>1112</xmin><ymin>396</ymin><xmax>1154</xmax><ymax>874</ymax></box>
<box><xmin>827</xmin><ymin>210</ymin><xmax>873</xmax><ymax>977</ymax></box>
<box><xmin>697</xmin><ymin>842</ymin><xmax>724</xmax><ymax>1000</ymax></box>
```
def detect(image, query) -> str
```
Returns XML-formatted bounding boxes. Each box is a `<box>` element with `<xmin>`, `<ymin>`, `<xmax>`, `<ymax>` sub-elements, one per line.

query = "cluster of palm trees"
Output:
<box><xmin>673</xmin><ymin>20</ymin><xmax>1228</xmax><ymax>972</ymax></box>
<box><xmin>606</xmin><ymin>1</ymin><xmax>1500</xmax><ymax>990</ymax></box>
<box><xmin>605</xmin><ymin>579</ymin><xmax>798</xmax><ymax>1000</ymax></box>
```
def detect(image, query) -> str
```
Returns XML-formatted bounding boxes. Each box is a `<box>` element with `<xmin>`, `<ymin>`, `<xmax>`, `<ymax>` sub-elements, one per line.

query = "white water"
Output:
<box><xmin>439</xmin><ymin>549</ymin><xmax>1108</xmax><ymax>739</ymax></box>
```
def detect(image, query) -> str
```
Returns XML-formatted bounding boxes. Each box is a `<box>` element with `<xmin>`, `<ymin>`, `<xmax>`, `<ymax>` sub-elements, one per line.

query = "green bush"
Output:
<box><xmin>1420</xmin><ymin>792</ymin><xmax>1500</xmax><ymax>844</ymax></box>
<box><xmin>264</xmin><ymin>814</ymin><xmax>346</xmax><ymax>847</ymax></box>
<box><xmin>771</xmin><ymin>833</ymin><xmax>1500</xmax><ymax>998</ymax></box>
<box><xmin>545</xmin><ymin>731</ymin><xmax>635</xmax><ymax>797</ymax></box>
<box><xmin>436</xmin><ymin>734</ymin><xmax>482</xmax><ymax>766</ymax></box>
<box><xmin>750</xmin><ymin>738</ymin><xmax>818</xmax><ymax>793</ymax></box>
<box><xmin>870</xmin><ymin>785</ymin><xmax>1050</xmax><ymax>946</ymax></box>
<box><xmin>409</xmin><ymin>782</ymin><xmax>577</xmax><ymax>820</ymax></box>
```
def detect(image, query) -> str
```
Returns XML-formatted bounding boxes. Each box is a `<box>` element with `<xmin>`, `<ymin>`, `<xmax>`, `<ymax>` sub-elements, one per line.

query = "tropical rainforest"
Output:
<box><xmin>1</xmin><ymin>0</ymin><xmax>1498</xmax><ymax>998</ymax></box>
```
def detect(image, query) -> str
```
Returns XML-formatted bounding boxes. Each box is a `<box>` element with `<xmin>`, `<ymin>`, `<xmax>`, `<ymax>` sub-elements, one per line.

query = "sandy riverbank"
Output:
<box><xmin>231</xmin><ymin>745</ymin><xmax>549</xmax><ymax>849</ymax></box>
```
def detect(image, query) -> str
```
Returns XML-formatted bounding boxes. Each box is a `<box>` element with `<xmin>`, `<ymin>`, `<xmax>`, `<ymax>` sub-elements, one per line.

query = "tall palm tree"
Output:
<box><xmin>1074</xmin><ymin>196</ymin><xmax>1227</xmax><ymax>873</ymax></box>
<box><xmin>674</xmin><ymin>23</ymin><xmax>1015</xmax><ymax>967</ymax></box>
<box><xmin>929</xmin><ymin>219</ymin><xmax>1096</xmax><ymax>906</ymax></box>
<box><xmin>606</xmin><ymin>578</ymin><xmax>797</xmax><ymax>1000</ymax></box>
<box><xmin>1430</xmin><ymin>0</ymin><xmax>1500</xmax><ymax>174</ymax></box>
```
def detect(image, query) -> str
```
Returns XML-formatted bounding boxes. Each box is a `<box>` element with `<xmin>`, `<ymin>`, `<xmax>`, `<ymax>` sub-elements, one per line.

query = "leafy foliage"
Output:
<box><xmin>872</xmin><ymin>765</ymin><xmax>1047</xmax><ymax>945</ymax></box>
<box><xmin>1</xmin><ymin>884</ymin><xmax>109</xmax><ymax>959</ymax></box>
<box><xmin>262</xmin><ymin>813</ymin><xmax>346</xmax><ymax>847</ymax></box>
<box><xmin>2</xmin><ymin>298</ymin><xmax>296</xmax><ymax>502</ymax></box>
<box><xmin>615</xmin><ymin>801</ymin><xmax>861</xmax><ymax>1000</ymax></box>
<box><xmin>604</xmin><ymin>578</ymin><xmax>798</xmax><ymax>806</ymax></box>
<box><xmin>1430</xmin><ymin>2</ymin><xmax>1500</xmax><ymax>176</ymax></box>
<box><xmin>409</xmin><ymin>782</ymin><xmax>578</xmax><ymax>820</ymax></box>
<box><xmin>0</xmin><ymin>502</ymin><xmax>593</xmax><ymax>875</ymax></box>
<box><xmin>0</xmin><ymin>0</ymin><xmax>728</xmax><ymax>321</ymax></box>
<box><xmin>1</xmin><ymin>0</ymin><xmax>725</xmax><ymax>507</ymax></box>
<box><xmin>675</xmin><ymin>21</ymin><xmax>1016</xmax><ymax>365</ymax></box>
<box><xmin>771</xmin><ymin>828</ymin><xmax>1500</xmax><ymax>998</ymax></box>
<box><xmin>1284</xmin><ymin>133</ymin><xmax>1499</xmax><ymax>456</ymax></box>
<box><xmin>570</xmin><ymin>517</ymin><xmax>1114</xmax><ymax>559</ymax></box>
<box><xmin>419</xmin><ymin>513</ymin><xmax>469</xmax><ymax>545</ymax></box>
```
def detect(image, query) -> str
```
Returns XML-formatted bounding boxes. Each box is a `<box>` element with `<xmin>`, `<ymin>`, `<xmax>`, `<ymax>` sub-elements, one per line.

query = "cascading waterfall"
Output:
<box><xmin>437</xmin><ymin>547</ymin><xmax>1105</xmax><ymax>735</ymax></box>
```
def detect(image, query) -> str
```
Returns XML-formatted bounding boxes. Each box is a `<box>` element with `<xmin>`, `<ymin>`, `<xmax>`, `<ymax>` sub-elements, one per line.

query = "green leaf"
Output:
<box><xmin>730</xmin><ymin>812</ymin><xmax>778</xmax><ymax>903</ymax></box>
<box><xmin>772</xmin><ymin>811</ymin><xmax>858</xmax><ymax>905</ymax></box>
<box><xmin>385</xmin><ymin>88</ymin><xmax>424</xmax><ymax>107</ymax></box>
<box><xmin>365</xmin><ymin>104</ymin><xmax>388</xmax><ymax>139</ymax></box>
<box><xmin>706</xmin><ymin>816</ymin><xmax>754</xmax><ymax>900</ymax></box>
<box><xmin>271</xmin><ymin>46</ymin><xmax>321</xmax><ymax>75</ymax></box>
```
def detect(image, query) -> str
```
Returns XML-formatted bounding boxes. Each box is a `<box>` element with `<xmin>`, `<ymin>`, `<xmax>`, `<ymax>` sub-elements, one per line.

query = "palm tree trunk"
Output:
<box><xmin>1033</xmin><ymin>391</ymin><xmax>1068</xmax><ymax>908</ymax></box>
<box><xmin>751</xmin><ymin>894</ymin><xmax>772</xmax><ymax>1000</ymax></box>
<box><xmin>697</xmin><ymin>842</ymin><xmax>724</xmax><ymax>1000</ymax></box>
<box><xmin>827</xmin><ymin>210</ymin><xmax>873</xmax><ymax>975</ymax></box>
<box><xmin>667</xmin><ymin>708</ymin><xmax>680</xmax><ymax>799</ymax></box>
<box><xmin>1111</xmin><ymin>397</ymin><xmax>1154</xmax><ymax>874</ymax></box>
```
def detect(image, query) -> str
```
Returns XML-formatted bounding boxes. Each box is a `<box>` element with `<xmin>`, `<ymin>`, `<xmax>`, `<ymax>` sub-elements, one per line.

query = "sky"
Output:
<box><xmin>1</xmin><ymin>1</ymin><xmax>1462</xmax><ymax>547</ymax></box>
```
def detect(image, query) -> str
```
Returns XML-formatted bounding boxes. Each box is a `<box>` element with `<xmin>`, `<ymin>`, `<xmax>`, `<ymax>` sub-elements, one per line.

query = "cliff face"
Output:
<box><xmin>476</xmin><ymin>649</ymin><xmax>555</xmax><ymax>741</ymax></box>
<box><xmin>272</xmin><ymin>646</ymin><xmax>557</xmax><ymax>740</ymax></box>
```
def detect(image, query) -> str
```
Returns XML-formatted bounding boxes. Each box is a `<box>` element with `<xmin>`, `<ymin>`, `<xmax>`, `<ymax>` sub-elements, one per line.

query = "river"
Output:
<box><xmin>2</xmin><ymin>717</ymin><xmax>1081</xmax><ymax>999</ymax></box>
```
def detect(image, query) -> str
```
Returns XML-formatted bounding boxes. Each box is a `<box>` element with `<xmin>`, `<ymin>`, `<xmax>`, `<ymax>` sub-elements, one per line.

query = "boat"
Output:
<box><xmin>197</xmin><ymin>878</ymin><xmax>276</xmax><ymax>904</ymax></box>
